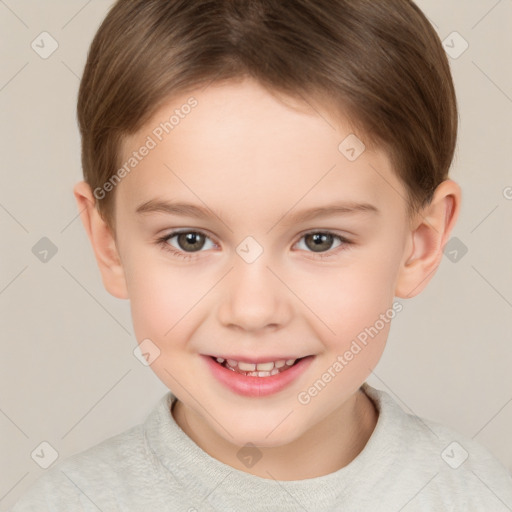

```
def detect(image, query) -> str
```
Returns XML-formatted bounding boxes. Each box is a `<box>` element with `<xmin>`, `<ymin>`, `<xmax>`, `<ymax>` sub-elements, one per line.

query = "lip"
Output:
<box><xmin>202</xmin><ymin>354</ymin><xmax>315</xmax><ymax>397</ymax></box>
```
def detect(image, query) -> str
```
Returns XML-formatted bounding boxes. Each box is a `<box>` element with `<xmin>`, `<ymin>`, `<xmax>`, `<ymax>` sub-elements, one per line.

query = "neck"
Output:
<box><xmin>172</xmin><ymin>388</ymin><xmax>378</xmax><ymax>481</ymax></box>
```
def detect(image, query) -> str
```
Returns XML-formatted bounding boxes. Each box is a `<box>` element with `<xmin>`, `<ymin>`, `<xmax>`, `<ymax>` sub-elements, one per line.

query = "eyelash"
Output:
<box><xmin>155</xmin><ymin>229</ymin><xmax>353</xmax><ymax>261</ymax></box>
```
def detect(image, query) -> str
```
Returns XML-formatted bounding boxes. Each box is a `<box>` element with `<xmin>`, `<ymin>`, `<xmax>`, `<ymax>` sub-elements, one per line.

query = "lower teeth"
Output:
<box><xmin>245</xmin><ymin>368</ymin><xmax>281</xmax><ymax>377</ymax></box>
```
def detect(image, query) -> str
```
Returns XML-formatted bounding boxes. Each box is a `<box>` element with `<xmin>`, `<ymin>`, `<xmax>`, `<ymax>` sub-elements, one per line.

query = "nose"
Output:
<box><xmin>216</xmin><ymin>256</ymin><xmax>293</xmax><ymax>332</ymax></box>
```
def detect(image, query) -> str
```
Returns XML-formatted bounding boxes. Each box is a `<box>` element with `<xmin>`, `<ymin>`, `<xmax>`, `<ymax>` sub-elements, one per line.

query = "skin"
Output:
<box><xmin>74</xmin><ymin>78</ymin><xmax>461</xmax><ymax>481</ymax></box>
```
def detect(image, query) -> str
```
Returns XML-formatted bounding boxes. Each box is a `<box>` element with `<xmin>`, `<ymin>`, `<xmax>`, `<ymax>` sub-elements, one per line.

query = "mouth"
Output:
<box><xmin>203</xmin><ymin>354</ymin><xmax>315</xmax><ymax>397</ymax></box>
<box><xmin>210</xmin><ymin>356</ymin><xmax>306</xmax><ymax>377</ymax></box>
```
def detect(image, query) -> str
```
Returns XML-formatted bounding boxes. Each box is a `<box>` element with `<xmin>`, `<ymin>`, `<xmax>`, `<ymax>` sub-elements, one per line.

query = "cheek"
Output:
<box><xmin>291</xmin><ymin>245</ymin><xmax>403</xmax><ymax>395</ymax></box>
<box><xmin>296</xmin><ymin>248</ymin><xmax>400</xmax><ymax>341</ymax></box>
<box><xmin>294</xmin><ymin>255</ymin><xmax>400</xmax><ymax>410</ymax></box>
<box><xmin>123</xmin><ymin>250</ymin><xmax>213</xmax><ymax>345</ymax></box>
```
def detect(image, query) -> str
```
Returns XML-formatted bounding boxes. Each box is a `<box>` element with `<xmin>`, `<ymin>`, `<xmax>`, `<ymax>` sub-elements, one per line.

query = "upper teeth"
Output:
<box><xmin>215</xmin><ymin>357</ymin><xmax>297</xmax><ymax>372</ymax></box>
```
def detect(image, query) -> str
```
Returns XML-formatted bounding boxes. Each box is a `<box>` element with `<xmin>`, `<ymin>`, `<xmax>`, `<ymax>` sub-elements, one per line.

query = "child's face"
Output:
<box><xmin>112</xmin><ymin>79</ymin><xmax>412</xmax><ymax>446</ymax></box>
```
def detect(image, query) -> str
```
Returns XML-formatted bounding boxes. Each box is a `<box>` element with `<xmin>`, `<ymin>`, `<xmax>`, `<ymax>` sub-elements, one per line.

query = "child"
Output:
<box><xmin>10</xmin><ymin>0</ymin><xmax>512</xmax><ymax>510</ymax></box>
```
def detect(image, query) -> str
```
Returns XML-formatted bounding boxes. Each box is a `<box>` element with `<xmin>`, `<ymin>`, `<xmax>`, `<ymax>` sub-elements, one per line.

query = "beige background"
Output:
<box><xmin>1</xmin><ymin>0</ymin><xmax>511</xmax><ymax>509</ymax></box>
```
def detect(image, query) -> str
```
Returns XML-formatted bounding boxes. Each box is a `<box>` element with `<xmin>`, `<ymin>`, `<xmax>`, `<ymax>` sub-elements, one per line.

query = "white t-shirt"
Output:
<box><xmin>9</xmin><ymin>383</ymin><xmax>512</xmax><ymax>511</ymax></box>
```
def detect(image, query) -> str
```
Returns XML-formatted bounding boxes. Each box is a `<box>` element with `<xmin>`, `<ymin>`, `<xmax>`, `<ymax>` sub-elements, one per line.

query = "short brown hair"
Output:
<box><xmin>77</xmin><ymin>0</ymin><xmax>458</xmax><ymax>230</ymax></box>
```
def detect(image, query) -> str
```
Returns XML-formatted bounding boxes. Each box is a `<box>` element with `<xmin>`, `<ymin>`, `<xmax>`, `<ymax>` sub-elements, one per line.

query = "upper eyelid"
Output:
<box><xmin>163</xmin><ymin>228</ymin><xmax>220</xmax><ymax>246</ymax></box>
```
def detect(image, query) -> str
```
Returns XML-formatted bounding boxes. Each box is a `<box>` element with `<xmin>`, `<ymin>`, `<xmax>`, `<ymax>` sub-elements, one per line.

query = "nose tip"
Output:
<box><xmin>216</xmin><ymin>259</ymin><xmax>293</xmax><ymax>332</ymax></box>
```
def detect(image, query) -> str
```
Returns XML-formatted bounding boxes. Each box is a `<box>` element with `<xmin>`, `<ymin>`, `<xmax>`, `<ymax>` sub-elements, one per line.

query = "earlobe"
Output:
<box><xmin>395</xmin><ymin>179</ymin><xmax>461</xmax><ymax>298</ymax></box>
<box><xmin>73</xmin><ymin>181</ymin><xmax>129</xmax><ymax>300</ymax></box>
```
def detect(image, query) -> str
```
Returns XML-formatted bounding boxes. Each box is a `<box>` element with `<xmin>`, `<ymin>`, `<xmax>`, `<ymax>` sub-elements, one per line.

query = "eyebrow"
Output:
<box><xmin>280</xmin><ymin>201</ymin><xmax>379</xmax><ymax>224</ymax></box>
<box><xmin>136</xmin><ymin>199</ymin><xmax>223</xmax><ymax>220</ymax></box>
<box><xmin>135</xmin><ymin>199</ymin><xmax>379</xmax><ymax>223</ymax></box>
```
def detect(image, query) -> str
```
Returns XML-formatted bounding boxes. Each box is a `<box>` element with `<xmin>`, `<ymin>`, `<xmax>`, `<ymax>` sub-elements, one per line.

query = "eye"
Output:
<box><xmin>157</xmin><ymin>230</ymin><xmax>216</xmax><ymax>259</ymax></box>
<box><xmin>295</xmin><ymin>231</ymin><xmax>351</xmax><ymax>256</ymax></box>
<box><xmin>156</xmin><ymin>229</ymin><xmax>352</xmax><ymax>261</ymax></box>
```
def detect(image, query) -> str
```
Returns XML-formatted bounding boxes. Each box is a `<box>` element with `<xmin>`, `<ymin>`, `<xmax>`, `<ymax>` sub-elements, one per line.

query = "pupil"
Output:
<box><xmin>307</xmin><ymin>233</ymin><xmax>333</xmax><ymax>252</ymax></box>
<box><xmin>179</xmin><ymin>232</ymin><xmax>204</xmax><ymax>252</ymax></box>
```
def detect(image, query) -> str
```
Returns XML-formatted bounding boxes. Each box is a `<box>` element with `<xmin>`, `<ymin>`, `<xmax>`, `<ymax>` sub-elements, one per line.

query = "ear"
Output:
<box><xmin>73</xmin><ymin>181</ymin><xmax>129</xmax><ymax>299</ymax></box>
<box><xmin>395</xmin><ymin>179</ymin><xmax>461</xmax><ymax>298</ymax></box>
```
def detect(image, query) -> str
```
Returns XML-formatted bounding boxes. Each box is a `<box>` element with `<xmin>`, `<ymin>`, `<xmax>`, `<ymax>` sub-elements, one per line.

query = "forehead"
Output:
<box><xmin>116</xmin><ymin>79</ymin><xmax>406</xmax><ymax>221</ymax></box>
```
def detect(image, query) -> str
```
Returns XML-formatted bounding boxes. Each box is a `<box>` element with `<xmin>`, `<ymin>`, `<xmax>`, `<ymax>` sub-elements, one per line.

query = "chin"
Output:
<box><xmin>217</xmin><ymin>416</ymin><xmax>306</xmax><ymax>449</ymax></box>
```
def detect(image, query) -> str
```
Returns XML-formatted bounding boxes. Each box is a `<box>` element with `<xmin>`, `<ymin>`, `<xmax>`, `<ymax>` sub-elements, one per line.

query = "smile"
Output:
<box><xmin>203</xmin><ymin>355</ymin><xmax>315</xmax><ymax>397</ymax></box>
<box><xmin>213</xmin><ymin>357</ymin><xmax>302</xmax><ymax>377</ymax></box>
